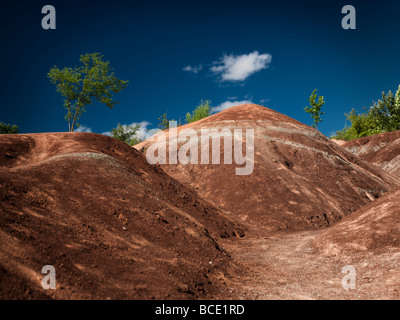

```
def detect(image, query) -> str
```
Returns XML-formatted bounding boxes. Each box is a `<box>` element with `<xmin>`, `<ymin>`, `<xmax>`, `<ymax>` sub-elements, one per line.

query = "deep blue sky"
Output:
<box><xmin>1</xmin><ymin>0</ymin><xmax>400</xmax><ymax>137</ymax></box>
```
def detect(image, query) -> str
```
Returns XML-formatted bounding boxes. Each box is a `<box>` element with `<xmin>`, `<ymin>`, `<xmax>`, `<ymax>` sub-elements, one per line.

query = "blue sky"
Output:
<box><xmin>1</xmin><ymin>0</ymin><xmax>400</xmax><ymax>137</ymax></box>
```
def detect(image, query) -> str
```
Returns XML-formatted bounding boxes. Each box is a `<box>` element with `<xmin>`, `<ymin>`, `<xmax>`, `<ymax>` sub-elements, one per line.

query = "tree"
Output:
<box><xmin>111</xmin><ymin>123</ymin><xmax>142</xmax><ymax>146</ymax></box>
<box><xmin>304</xmin><ymin>89</ymin><xmax>325</xmax><ymax>130</ymax></box>
<box><xmin>158</xmin><ymin>113</ymin><xmax>171</xmax><ymax>130</ymax></box>
<box><xmin>332</xmin><ymin>85</ymin><xmax>400</xmax><ymax>141</ymax></box>
<box><xmin>395</xmin><ymin>84</ymin><xmax>400</xmax><ymax>109</ymax></box>
<box><xmin>48</xmin><ymin>53</ymin><xmax>129</xmax><ymax>132</ymax></box>
<box><xmin>332</xmin><ymin>109</ymin><xmax>378</xmax><ymax>141</ymax></box>
<box><xmin>369</xmin><ymin>87</ymin><xmax>400</xmax><ymax>132</ymax></box>
<box><xmin>186</xmin><ymin>100</ymin><xmax>212</xmax><ymax>123</ymax></box>
<box><xmin>0</xmin><ymin>122</ymin><xmax>19</xmax><ymax>134</ymax></box>
<box><xmin>158</xmin><ymin>113</ymin><xmax>180</xmax><ymax>130</ymax></box>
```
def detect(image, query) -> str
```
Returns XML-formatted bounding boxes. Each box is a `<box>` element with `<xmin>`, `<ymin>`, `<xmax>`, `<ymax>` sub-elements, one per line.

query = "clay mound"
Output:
<box><xmin>331</xmin><ymin>139</ymin><xmax>346</xmax><ymax>146</ymax></box>
<box><xmin>314</xmin><ymin>188</ymin><xmax>400</xmax><ymax>257</ymax></box>
<box><xmin>136</xmin><ymin>104</ymin><xmax>399</xmax><ymax>231</ymax></box>
<box><xmin>0</xmin><ymin>132</ymin><xmax>244</xmax><ymax>300</ymax></box>
<box><xmin>343</xmin><ymin>130</ymin><xmax>400</xmax><ymax>178</ymax></box>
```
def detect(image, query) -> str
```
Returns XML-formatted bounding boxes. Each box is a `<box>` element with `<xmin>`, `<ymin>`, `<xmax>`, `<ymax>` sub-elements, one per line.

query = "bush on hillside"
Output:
<box><xmin>332</xmin><ymin>85</ymin><xmax>400</xmax><ymax>141</ymax></box>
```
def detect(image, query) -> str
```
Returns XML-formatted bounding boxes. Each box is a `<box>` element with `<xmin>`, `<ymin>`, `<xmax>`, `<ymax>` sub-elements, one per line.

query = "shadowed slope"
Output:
<box><xmin>0</xmin><ymin>132</ymin><xmax>244</xmax><ymax>299</ymax></box>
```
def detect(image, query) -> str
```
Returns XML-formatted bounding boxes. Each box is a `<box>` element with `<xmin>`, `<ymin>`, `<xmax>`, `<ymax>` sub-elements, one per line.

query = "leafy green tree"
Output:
<box><xmin>158</xmin><ymin>113</ymin><xmax>180</xmax><ymax>130</ymax></box>
<box><xmin>186</xmin><ymin>99</ymin><xmax>212</xmax><ymax>123</ymax></box>
<box><xmin>48</xmin><ymin>52</ymin><xmax>129</xmax><ymax>132</ymax></box>
<box><xmin>158</xmin><ymin>113</ymin><xmax>171</xmax><ymax>130</ymax></box>
<box><xmin>111</xmin><ymin>123</ymin><xmax>142</xmax><ymax>146</ymax></box>
<box><xmin>333</xmin><ymin>85</ymin><xmax>400</xmax><ymax>141</ymax></box>
<box><xmin>0</xmin><ymin>122</ymin><xmax>19</xmax><ymax>134</ymax></box>
<box><xmin>395</xmin><ymin>84</ymin><xmax>400</xmax><ymax>108</ymax></box>
<box><xmin>332</xmin><ymin>109</ymin><xmax>378</xmax><ymax>141</ymax></box>
<box><xmin>369</xmin><ymin>88</ymin><xmax>400</xmax><ymax>132</ymax></box>
<box><xmin>304</xmin><ymin>89</ymin><xmax>325</xmax><ymax>130</ymax></box>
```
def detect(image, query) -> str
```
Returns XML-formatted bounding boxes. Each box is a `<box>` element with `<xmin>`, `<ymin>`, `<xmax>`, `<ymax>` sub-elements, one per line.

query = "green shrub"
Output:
<box><xmin>0</xmin><ymin>122</ymin><xmax>19</xmax><ymax>134</ymax></box>
<box><xmin>186</xmin><ymin>100</ymin><xmax>212</xmax><ymax>123</ymax></box>
<box><xmin>332</xmin><ymin>85</ymin><xmax>400</xmax><ymax>141</ymax></box>
<box><xmin>158</xmin><ymin>113</ymin><xmax>178</xmax><ymax>130</ymax></box>
<box><xmin>111</xmin><ymin>123</ymin><xmax>142</xmax><ymax>146</ymax></box>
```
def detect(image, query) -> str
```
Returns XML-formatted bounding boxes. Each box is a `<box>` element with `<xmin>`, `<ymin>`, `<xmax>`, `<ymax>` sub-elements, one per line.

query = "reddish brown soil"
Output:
<box><xmin>222</xmin><ymin>229</ymin><xmax>400</xmax><ymax>299</ymax></box>
<box><xmin>0</xmin><ymin>132</ymin><xmax>244</xmax><ymax>300</ymax></box>
<box><xmin>3</xmin><ymin>106</ymin><xmax>400</xmax><ymax>300</ymax></box>
<box><xmin>314</xmin><ymin>187</ymin><xmax>400</xmax><ymax>257</ymax></box>
<box><xmin>133</xmin><ymin>105</ymin><xmax>400</xmax><ymax>299</ymax></box>
<box><xmin>136</xmin><ymin>104</ymin><xmax>399</xmax><ymax>232</ymax></box>
<box><xmin>343</xmin><ymin>130</ymin><xmax>400</xmax><ymax>178</ymax></box>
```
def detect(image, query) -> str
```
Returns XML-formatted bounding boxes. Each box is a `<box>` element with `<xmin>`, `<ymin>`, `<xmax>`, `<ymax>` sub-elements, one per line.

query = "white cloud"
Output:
<box><xmin>74</xmin><ymin>125</ymin><xmax>92</xmax><ymax>133</ymax></box>
<box><xmin>182</xmin><ymin>64</ymin><xmax>203</xmax><ymax>74</ymax></box>
<box><xmin>259</xmin><ymin>98</ymin><xmax>270</xmax><ymax>105</ymax></box>
<box><xmin>101</xmin><ymin>131</ymin><xmax>112</xmax><ymax>137</ymax></box>
<box><xmin>211</xmin><ymin>99</ymin><xmax>253</xmax><ymax>113</ymax></box>
<box><xmin>135</xmin><ymin>121</ymin><xmax>151</xmax><ymax>140</ymax></box>
<box><xmin>210</xmin><ymin>51</ymin><xmax>272</xmax><ymax>82</ymax></box>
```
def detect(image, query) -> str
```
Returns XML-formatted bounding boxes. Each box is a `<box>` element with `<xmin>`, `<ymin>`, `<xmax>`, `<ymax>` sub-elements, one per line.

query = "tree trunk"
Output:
<box><xmin>67</xmin><ymin>101</ymin><xmax>72</xmax><ymax>132</ymax></box>
<box><xmin>71</xmin><ymin>105</ymin><xmax>80</xmax><ymax>132</ymax></box>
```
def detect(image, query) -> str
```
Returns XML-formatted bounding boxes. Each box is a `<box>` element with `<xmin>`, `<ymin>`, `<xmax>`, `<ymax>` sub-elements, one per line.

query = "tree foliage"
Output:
<box><xmin>186</xmin><ymin>99</ymin><xmax>212</xmax><ymax>124</ymax></box>
<box><xmin>111</xmin><ymin>123</ymin><xmax>142</xmax><ymax>146</ymax></box>
<box><xmin>304</xmin><ymin>89</ymin><xmax>325</xmax><ymax>130</ymax></box>
<box><xmin>333</xmin><ymin>85</ymin><xmax>400</xmax><ymax>141</ymax></box>
<box><xmin>48</xmin><ymin>53</ymin><xmax>129</xmax><ymax>132</ymax></box>
<box><xmin>0</xmin><ymin>122</ymin><xmax>19</xmax><ymax>134</ymax></box>
<box><xmin>158</xmin><ymin>113</ymin><xmax>176</xmax><ymax>130</ymax></box>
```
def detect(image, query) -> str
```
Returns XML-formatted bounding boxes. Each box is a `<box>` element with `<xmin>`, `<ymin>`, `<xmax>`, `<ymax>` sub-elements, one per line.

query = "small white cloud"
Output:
<box><xmin>135</xmin><ymin>121</ymin><xmax>151</xmax><ymax>140</ymax></box>
<box><xmin>259</xmin><ymin>98</ymin><xmax>270</xmax><ymax>105</ymax></box>
<box><xmin>74</xmin><ymin>125</ymin><xmax>92</xmax><ymax>133</ymax></box>
<box><xmin>211</xmin><ymin>51</ymin><xmax>272</xmax><ymax>82</ymax></box>
<box><xmin>101</xmin><ymin>131</ymin><xmax>112</xmax><ymax>137</ymax></box>
<box><xmin>182</xmin><ymin>64</ymin><xmax>203</xmax><ymax>74</ymax></box>
<box><xmin>211</xmin><ymin>99</ymin><xmax>253</xmax><ymax>113</ymax></box>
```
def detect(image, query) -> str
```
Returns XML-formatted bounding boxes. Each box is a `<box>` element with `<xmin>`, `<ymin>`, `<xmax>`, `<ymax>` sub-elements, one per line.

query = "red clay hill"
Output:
<box><xmin>136</xmin><ymin>104</ymin><xmax>399</xmax><ymax>232</ymax></box>
<box><xmin>3</xmin><ymin>108</ymin><xmax>400</xmax><ymax>300</ymax></box>
<box><xmin>314</xmin><ymin>131</ymin><xmax>400</xmax><ymax>257</ymax></box>
<box><xmin>0</xmin><ymin>132</ymin><xmax>244</xmax><ymax>299</ymax></box>
<box><xmin>314</xmin><ymin>187</ymin><xmax>400</xmax><ymax>257</ymax></box>
<box><xmin>343</xmin><ymin>130</ymin><xmax>400</xmax><ymax>178</ymax></box>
